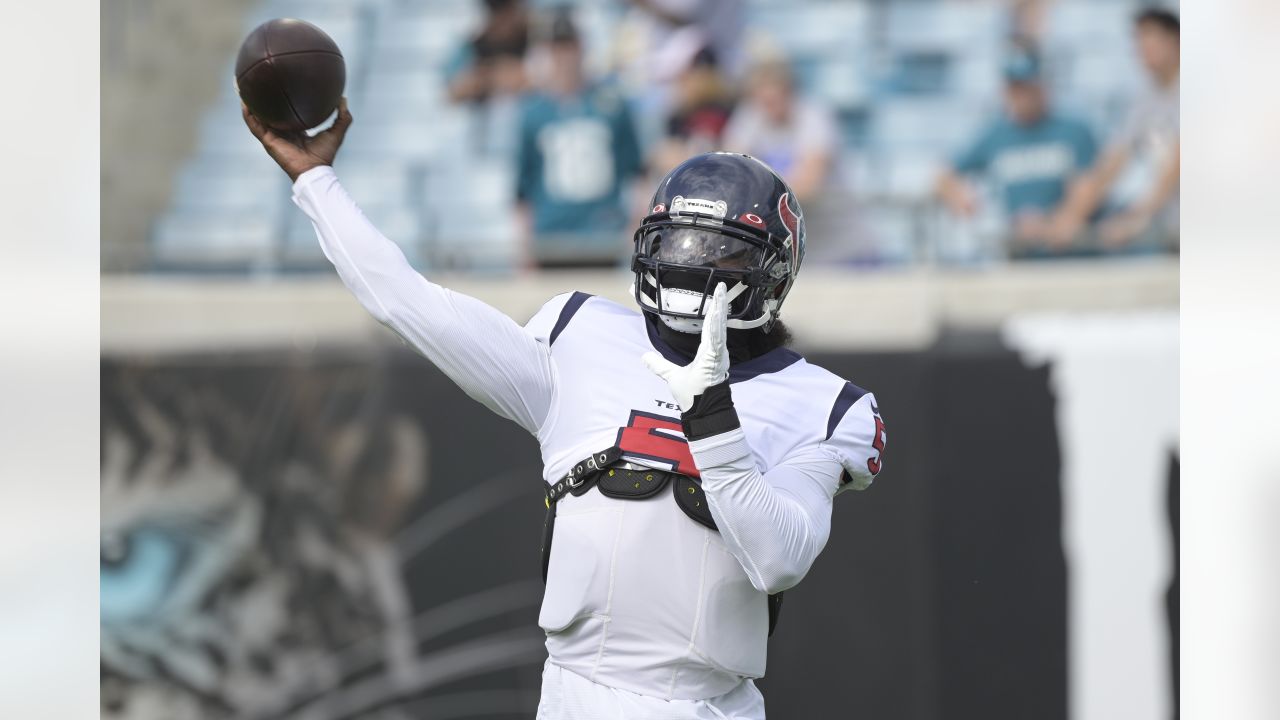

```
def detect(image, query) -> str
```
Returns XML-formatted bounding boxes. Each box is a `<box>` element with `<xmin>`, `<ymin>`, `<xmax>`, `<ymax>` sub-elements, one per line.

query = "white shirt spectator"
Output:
<box><xmin>638</xmin><ymin>0</ymin><xmax>746</xmax><ymax>79</ymax></box>
<box><xmin>1110</xmin><ymin>75</ymin><xmax>1179</xmax><ymax>232</ymax></box>
<box><xmin>722</xmin><ymin>99</ymin><xmax>838</xmax><ymax>188</ymax></box>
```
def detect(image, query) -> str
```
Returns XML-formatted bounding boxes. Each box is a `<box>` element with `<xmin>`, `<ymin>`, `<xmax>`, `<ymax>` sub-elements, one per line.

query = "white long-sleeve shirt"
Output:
<box><xmin>292</xmin><ymin>166</ymin><xmax>886</xmax><ymax>701</ymax></box>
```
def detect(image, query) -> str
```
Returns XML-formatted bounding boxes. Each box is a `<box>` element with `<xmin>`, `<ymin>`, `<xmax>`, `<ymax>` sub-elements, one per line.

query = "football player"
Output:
<box><xmin>244</xmin><ymin>100</ymin><xmax>886</xmax><ymax>719</ymax></box>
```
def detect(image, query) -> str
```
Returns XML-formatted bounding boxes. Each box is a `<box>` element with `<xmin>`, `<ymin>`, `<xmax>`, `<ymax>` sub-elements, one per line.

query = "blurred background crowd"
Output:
<box><xmin>101</xmin><ymin>0</ymin><xmax>1179</xmax><ymax>275</ymax></box>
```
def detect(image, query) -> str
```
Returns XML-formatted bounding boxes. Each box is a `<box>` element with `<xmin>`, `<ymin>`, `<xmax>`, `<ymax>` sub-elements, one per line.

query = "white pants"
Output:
<box><xmin>535</xmin><ymin>660</ymin><xmax>767</xmax><ymax>720</ymax></box>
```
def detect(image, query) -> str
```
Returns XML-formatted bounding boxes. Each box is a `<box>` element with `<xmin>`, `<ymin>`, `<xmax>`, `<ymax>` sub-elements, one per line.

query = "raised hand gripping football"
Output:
<box><xmin>242</xmin><ymin>97</ymin><xmax>352</xmax><ymax>182</ymax></box>
<box><xmin>642</xmin><ymin>282</ymin><xmax>730</xmax><ymax>410</ymax></box>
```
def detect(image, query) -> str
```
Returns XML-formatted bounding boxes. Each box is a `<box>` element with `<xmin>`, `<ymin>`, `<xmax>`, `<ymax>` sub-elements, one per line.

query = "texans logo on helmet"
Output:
<box><xmin>778</xmin><ymin>193</ymin><xmax>802</xmax><ymax>265</ymax></box>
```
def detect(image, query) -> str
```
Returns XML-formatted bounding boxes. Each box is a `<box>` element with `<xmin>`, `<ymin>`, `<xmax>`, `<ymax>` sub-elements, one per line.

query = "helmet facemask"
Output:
<box><xmin>631</xmin><ymin>211</ymin><xmax>789</xmax><ymax>334</ymax></box>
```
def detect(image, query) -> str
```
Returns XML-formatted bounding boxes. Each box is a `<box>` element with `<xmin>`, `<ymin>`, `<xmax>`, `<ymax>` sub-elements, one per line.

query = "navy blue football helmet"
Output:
<box><xmin>631</xmin><ymin>152</ymin><xmax>806</xmax><ymax>333</ymax></box>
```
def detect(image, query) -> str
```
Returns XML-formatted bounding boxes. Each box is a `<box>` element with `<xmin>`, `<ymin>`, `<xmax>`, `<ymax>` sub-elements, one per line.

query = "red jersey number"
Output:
<box><xmin>616</xmin><ymin>412</ymin><xmax>699</xmax><ymax>478</ymax></box>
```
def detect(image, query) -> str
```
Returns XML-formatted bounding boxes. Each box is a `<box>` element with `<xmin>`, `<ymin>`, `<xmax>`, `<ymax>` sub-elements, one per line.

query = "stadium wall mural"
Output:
<box><xmin>101</xmin><ymin>323</ymin><xmax>1176</xmax><ymax>720</ymax></box>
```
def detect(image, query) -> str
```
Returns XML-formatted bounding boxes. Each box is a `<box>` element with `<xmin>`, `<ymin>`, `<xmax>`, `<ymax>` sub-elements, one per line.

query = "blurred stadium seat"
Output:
<box><xmin>171</xmin><ymin>157</ymin><xmax>290</xmax><ymax>213</ymax></box>
<box><xmin>342</xmin><ymin>109</ymin><xmax>474</xmax><ymax>161</ymax></box>
<box><xmin>152</xmin><ymin>211</ymin><xmax>281</xmax><ymax>271</ymax></box>
<box><xmin>884</xmin><ymin>2</ymin><xmax>1005</xmax><ymax>53</ymax></box>
<box><xmin>420</xmin><ymin>160</ymin><xmax>518</xmax><ymax>270</ymax></box>
<box><xmin>372</xmin><ymin>3</ymin><xmax>481</xmax><ymax>69</ymax></box>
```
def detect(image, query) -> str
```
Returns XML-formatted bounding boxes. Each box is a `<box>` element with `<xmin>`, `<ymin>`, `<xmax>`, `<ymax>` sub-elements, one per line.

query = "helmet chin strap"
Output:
<box><xmin>633</xmin><ymin>274</ymin><xmax>769</xmax><ymax>333</ymax></box>
<box><xmin>726</xmin><ymin>308</ymin><xmax>774</xmax><ymax>331</ymax></box>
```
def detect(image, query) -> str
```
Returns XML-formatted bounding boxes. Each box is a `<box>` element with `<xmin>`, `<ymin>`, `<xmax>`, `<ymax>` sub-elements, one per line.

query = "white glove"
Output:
<box><xmin>642</xmin><ymin>282</ymin><xmax>730</xmax><ymax>410</ymax></box>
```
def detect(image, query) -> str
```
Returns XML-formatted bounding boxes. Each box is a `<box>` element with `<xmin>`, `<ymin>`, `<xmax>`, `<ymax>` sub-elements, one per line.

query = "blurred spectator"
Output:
<box><xmin>444</xmin><ymin>0</ymin><xmax>530</xmax><ymax>105</ymax></box>
<box><xmin>650</xmin><ymin>46</ymin><xmax>735</xmax><ymax>177</ymax></box>
<box><xmin>445</xmin><ymin>0</ymin><xmax>531</xmax><ymax>155</ymax></box>
<box><xmin>1011</xmin><ymin>0</ymin><xmax>1052</xmax><ymax>42</ymax></box>
<box><xmin>515</xmin><ymin>9</ymin><xmax>645</xmax><ymax>269</ymax></box>
<box><xmin>1055</xmin><ymin>7</ymin><xmax>1180</xmax><ymax>250</ymax></box>
<box><xmin>626</xmin><ymin>0</ymin><xmax>746</xmax><ymax>81</ymax></box>
<box><xmin>935</xmin><ymin>43</ymin><xmax>1099</xmax><ymax>259</ymax></box>
<box><xmin>722</xmin><ymin>59</ymin><xmax>838</xmax><ymax>202</ymax></box>
<box><xmin>610</xmin><ymin>1</ymin><xmax>743</xmax><ymax>154</ymax></box>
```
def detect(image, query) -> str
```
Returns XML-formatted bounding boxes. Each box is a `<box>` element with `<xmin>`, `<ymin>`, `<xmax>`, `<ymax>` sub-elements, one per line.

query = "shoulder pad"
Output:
<box><xmin>525</xmin><ymin>291</ymin><xmax>593</xmax><ymax>346</ymax></box>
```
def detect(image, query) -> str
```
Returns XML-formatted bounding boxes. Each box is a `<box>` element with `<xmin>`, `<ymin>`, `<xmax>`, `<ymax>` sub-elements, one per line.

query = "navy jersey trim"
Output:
<box><xmin>825</xmin><ymin>382</ymin><xmax>869</xmax><ymax>440</ymax></box>
<box><xmin>728</xmin><ymin>348</ymin><xmax>803</xmax><ymax>383</ymax></box>
<box><xmin>644</xmin><ymin>318</ymin><xmax>803</xmax><ymax>383</ymax></box>
<box><xmin>549</xmin><ymin>292</ymin><xmax>593</xmax><ymax>345</ymax></box>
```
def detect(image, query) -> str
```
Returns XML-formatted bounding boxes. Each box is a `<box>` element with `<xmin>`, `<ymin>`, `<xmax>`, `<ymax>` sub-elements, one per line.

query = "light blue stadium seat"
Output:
<box><xmin>856</xmin><ymin>204</ymin><xmax>919</xmax><ymax>265</ymax></box>
<box><xmin>1044</xmin><ymin>1</ymin><xmax>1145</xmax><ymax>115</ymax></box>
<box><xmin>885</xmin><ymin>1</ymin><xmax>1006</xmax><ymax>52</ymax></box>
<box><xmin>870</xmin><ymin>99</ymin><xmax>990</xmax><ymax>155</ymax></box>
<box><xmin>395</xmin><ymin>0</ymin><xmax>478</xmax><ymax>16</ymax></box>
<box><xmin>949</xmin><ymin>50</ymin><xmax>1002</xmax><ymax>101</ymax></box>
<box><xmin>775</xmin><ymin>2</ymin><xmax>873</xmax><ymax>56</ymax></box>
<box><xmin>1062</xmin><ymin>47</ymin><xmax>1142</xmax><ymax>98</ymax></box>
<box><xmin>881</xmin><ymin>50</ymin><xmax>953</xmax><ymax>96</ymax></box>
<box><xmin>170</xmin><ymin>157</ymin><xmax>291</xmax><ymax>213</ymax></box>
<box><xmin>371</xmin><ymin>5</ymin><xmax>481</xmax><ymax>69</ymax></box>
<box><xmin>419</xmin><ymin>159</ymin><xmax>518</xmax><ymax>270</ymax></box>
<box><xmin>342</xmin><ymin>108</ymin><xmax>472</xmax><ymax>163</ymax></box>
<box><xmin>330</xmin><ymin>158</ymin><xmax>418</xmax><ymax>208</ymax></box>
<box><xmin>425</xmin><ymin>209</ymin><xmax>519</xmax><ymax>272</ymax></box>
<box><xmin>841</xmin><ymin>149</ymin><xmax>879</xmax><ymax>197</ymax></box>
<box><xmin>151</xmin><ymin>211</ymin><xmax>281</xmax><ymax>270</ymax></box>
<box><xmin>422</xmin><ymin>160</ymin><xmax>513</xmax><ymax>209</ymax></box>
<box><xmin>1046</xmin><ymin>0</ymin><xmax>1136</xmax><ymax>50</ymax></box>
<box><xmin>253</xmin><ymin>0</ymin><xmax>368</xmax><ymax>31</ymax></box>
<box><xmin>810</xmin><ymin>56</ymin><xmax>873</xmax><ymax>109</ymax></box>
<box><xmin>194</xmin><ymin>94</ymin><xmax>272</xmax><ymax>159</ymax></box>
<box><xmin>359</xmin><ymin>66</ymin><xmax>447</xmax><ymax>118</ymax></box>
<box><xmin>357</xmin><ymin>93</ymin><xmax>446</xmax><ymax>130</ymax></box>
<box><xmin>835</xmin><ymin>106</ymin><xmax>874</xmax><ymax>151</ymax></box>
<box><xmin>738</xmin><ymin>31</ymin><xmax>871</xmax><ymax>114</ymax></box>
<box><xmin>879</xmin><ymin>151</ymin><xmax>947</xmax><ymax>203</ymax></box>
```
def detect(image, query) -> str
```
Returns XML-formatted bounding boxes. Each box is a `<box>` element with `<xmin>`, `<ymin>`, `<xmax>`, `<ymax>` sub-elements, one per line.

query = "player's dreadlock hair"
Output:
<box><xmin>744</xmin><ymin>320</ymin><xmax>793</xmax><ymax>356</ymax></box>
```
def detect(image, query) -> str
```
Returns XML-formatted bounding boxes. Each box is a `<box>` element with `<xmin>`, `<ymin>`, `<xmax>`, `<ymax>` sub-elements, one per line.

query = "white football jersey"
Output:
<box><xmin>525</xmin><ymin>292</ymin><xmax>884</xmax><ymax>700</ymax></box>
<box><xmin>290</xmin><ymin>166</ymin><xmax>886</xmax><ymax>705</ymax></box>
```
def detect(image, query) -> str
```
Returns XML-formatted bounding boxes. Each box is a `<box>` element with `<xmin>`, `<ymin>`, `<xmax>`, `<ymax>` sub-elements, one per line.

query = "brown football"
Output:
<box><xmin>235</xmin><ymin>18</ymin><xmax>345</xmax><ymax>132</ymax></box>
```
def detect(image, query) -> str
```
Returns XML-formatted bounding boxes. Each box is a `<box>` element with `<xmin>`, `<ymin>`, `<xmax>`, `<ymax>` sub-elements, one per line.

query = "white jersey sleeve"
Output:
<box><xmin>687</xmin><ymin>430</ymin><xmax>839</xmax><ymax>595</ymax></box>
<box><xmin>683</xmin><ymin>379</ymin><xmax>886</xmax><ymax>594</ymax></box>
<box><xmin>292</xmin><ymin>166</ymin><xmax>556</xmax><ymax>435</ymax></box>
<box><xmin>820</xmin><ymin>386</ymin><xmax>886</xmax><ymax>494</ymax></box>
